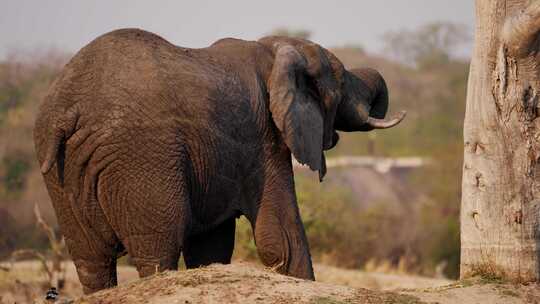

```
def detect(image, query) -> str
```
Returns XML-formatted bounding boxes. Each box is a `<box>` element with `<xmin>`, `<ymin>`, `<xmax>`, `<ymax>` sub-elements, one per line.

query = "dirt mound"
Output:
<box><xmin>76</xmin><ymin>263</ymin><xmax>420</xmax><ymax>304</ymax></box>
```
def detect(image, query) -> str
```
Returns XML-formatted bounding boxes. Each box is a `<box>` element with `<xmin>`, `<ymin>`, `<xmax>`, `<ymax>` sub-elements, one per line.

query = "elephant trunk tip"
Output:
<box><xmin>367</xmin><ymin>110</ymin><xmax>406</xmax><ymax>129</ymax></box>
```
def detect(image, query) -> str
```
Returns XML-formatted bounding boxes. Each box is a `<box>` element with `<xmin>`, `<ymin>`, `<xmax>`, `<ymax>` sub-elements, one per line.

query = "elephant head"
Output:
<box><xmin>335</xmin><ymin>67</ymin><xmax>406</xmax><ymax>132</ymax></box>
<box><xmin>258</xmin><ymin>37</ymin><xmax>406</xmax><ymax>179</ymax></box>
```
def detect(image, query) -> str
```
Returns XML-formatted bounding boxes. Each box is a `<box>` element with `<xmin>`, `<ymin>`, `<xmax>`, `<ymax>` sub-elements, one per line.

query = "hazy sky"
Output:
<box><xmin>0</xmin><ymin>1</ymin><xmax>474</xmax><ymax>59</ymax></box>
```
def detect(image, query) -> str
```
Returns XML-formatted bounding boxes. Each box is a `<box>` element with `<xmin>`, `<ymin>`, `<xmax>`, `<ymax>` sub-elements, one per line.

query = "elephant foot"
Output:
<box><xmin>131</xmin><ymin>256</ymin><xmax>179</xmax><ymax>277</ymax></box>
<box><xmin>255</xmin><ymin>223</ymin><xmax>314</xmax><ymax>280</ymax></box>
<box><xmin>73</xmin><ymin>258</ymin><xmax>117</xmax><ymax>294</ymax></box>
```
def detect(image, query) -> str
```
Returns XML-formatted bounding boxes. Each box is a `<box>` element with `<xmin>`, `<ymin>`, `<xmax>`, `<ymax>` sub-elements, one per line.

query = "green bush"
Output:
<box><xmin>0</xmin><ymin>154</ymin><xmax>31</xmax><ymax>196</ymax></box>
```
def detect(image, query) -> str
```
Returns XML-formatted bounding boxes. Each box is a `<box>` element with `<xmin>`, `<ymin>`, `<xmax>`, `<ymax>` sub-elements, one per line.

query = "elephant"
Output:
<box><xmin>33</xmin><ymin>28</ymin><xmax>405</xmax><ymax>294</ymax></box>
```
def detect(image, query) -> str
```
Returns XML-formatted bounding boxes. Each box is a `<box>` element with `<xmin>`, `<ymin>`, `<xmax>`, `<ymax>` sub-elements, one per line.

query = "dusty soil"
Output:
<box><xmin>1</xmin><ymin>261</ymin><xmax>540</xmax><ymax>303</ymax></box>
<box><xmin>314</xmin><ymin>264</ymin><xmax>452</xmax><ymax>291</ymax></box>
<box><xmin>403</xmin><ymin>278</ymin><xmax>540</xmax><ymax>304</ymax></box>
<box><xmin>76</xmin><ymin>263</ymin><xmax>420</xmax><ymax>304</ymax></box>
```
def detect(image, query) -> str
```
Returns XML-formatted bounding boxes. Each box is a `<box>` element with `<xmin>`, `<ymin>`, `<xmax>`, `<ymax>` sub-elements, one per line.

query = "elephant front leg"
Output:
<box><xmin>252</xmin><ymin>165</ymin><xmax>314</xmax><ymax>280</ymax></box>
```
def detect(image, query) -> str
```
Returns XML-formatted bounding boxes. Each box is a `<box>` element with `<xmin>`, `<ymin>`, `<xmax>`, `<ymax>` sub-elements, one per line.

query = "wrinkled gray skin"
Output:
<box><xmin>33</xmin><ymin>29</ymin><xmax>405</xmax><ymax>294</ymax></box>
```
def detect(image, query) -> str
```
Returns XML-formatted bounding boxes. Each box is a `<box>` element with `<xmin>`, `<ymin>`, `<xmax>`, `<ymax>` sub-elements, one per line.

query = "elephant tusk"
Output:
<box><xmin>366</xmin><ymin>110</ymin><xmax>406</xmax><ymax>129</ymax></box>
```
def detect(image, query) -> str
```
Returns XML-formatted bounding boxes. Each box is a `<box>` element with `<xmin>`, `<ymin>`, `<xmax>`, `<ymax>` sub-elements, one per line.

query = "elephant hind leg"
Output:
<box><xmin>117</xmin><ymin>184</ymin><xmax>188</xmax><ymax>277</ymax></box>
<box><xmin>73</xmin><ymin>257</ymin><xmax>118</xmax><ymax>294</ymax></box>
<box><xmin>108</xmin><ymin>168</ymin><xmax>189</xmax><ymax>278</ymax></box>
<box><xmin>125</xmin><ymin>231</ymin><xmax>183</xmax><ymax>277</ymax></box>
<box><xmin>94</xmin><ymin>137</ymin><xmax>191</xmax><ymax>278</ymax></box>
<box><xmin>183</xmin><ymin>216</ymin><xmax>236</xmax><ymax>268</ymax></box>
<box><xmin>42</xmin><ymin>162</ymin><xmax>121</xmax><ymax>294</ymax></box>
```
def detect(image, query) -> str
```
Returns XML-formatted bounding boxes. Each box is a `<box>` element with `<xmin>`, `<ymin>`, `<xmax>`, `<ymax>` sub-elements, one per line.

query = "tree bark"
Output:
<box><xmin>462</xmin><ymin>0</ymin><xmax>540</xmax><ymax>282</ymax></box>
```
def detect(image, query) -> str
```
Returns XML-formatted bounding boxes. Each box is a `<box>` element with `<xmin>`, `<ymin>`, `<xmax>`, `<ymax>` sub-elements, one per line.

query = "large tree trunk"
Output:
<box><xmin>462</xmin><ymin>0</ymin><xmax>540</xmax><ymax>282</ymax></box>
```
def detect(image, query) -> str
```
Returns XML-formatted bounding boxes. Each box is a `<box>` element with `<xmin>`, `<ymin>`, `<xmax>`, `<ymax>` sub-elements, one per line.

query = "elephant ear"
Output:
<box><xmin>267</xmin><ymin>44</ymin><xmax>326</xmax><ymax>179</ymax></box>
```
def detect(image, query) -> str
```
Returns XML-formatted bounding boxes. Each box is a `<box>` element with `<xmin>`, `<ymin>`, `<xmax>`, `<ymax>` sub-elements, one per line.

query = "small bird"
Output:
<box><xmin>45</xmin><ymin>287</ymin><xmax>59</xmax><ymax>302</ymax></box>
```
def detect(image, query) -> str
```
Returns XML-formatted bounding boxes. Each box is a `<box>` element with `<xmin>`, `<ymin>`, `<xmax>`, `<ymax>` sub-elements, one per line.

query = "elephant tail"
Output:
<box><xmin>40</xmin><ymin>106</ymin><xmax>79</xmax><ymax>174</ymax></box>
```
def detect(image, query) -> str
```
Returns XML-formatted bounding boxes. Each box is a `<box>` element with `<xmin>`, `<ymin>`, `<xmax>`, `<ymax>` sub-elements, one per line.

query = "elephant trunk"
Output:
<box><xmin>335</xmin><ymin>68</ymin><xmax>406</xmax><ymax>132</ymax></box>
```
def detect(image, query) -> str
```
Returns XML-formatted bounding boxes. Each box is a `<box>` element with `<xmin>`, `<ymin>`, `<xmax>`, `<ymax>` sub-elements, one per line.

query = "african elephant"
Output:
<box><xmin>33</xmin><ymin>28</ymin><xmax>405</xmax><ymax>294</ymax></box>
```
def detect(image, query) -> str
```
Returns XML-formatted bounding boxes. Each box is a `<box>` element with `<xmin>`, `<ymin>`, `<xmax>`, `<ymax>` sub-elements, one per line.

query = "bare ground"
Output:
<box><xmin>1</xmin><ymin>261</ymin><xmax>540</xmax><ymax>304</ymax></box>
<box><xmin>402</xmin><ymin>278</ymin><xmax>540</xmax><ymax>304</ymax></box>
<box><xmin>76</xmin><ymin>263</ymin><xmax>420</xmax><ymax>304</ymax></box>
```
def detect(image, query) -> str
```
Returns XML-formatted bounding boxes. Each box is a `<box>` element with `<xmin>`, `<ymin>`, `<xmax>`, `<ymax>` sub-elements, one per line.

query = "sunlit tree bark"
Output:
<box><xmin>462</xmin><ymin>0</ymin><xmax>540</xmax><ymax>282</ymax></box>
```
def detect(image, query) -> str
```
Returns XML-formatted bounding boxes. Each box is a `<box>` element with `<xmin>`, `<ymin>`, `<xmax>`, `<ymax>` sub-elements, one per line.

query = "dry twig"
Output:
<box><xmin>10</xmin><ymin>204</ymin><xmax>67</xmax><ymax>289</ymax></box>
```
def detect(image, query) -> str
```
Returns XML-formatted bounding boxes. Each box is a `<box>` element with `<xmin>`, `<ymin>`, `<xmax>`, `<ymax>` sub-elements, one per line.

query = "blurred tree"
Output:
<box><xmin>462</xmin><ymin>0</ymin><xmax>540</xmax><ymax>282</ymax></box>
<box><xmin>1</xmin><ymin>153</ymin><xmax>31</xmax><ymax>194</ymax></box>
<box><xmin>341</xmin><ymin>44</ymin><xmax>366</xmax><ymax>55</ymax></box>
<box><xmin>0</xmin><ymin>208</ymin><xmax>17</xmax><ymax>258</ymax></box>
<box><xmin>382</xmin><ymin>22</ymin><xmax>470</xmax><ymax>69</ymax></box>
<box><xmin>269</xmin><ymin>27</ymin><xmax>312</xmax><ymax>40</ymax></box>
